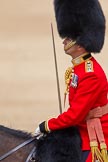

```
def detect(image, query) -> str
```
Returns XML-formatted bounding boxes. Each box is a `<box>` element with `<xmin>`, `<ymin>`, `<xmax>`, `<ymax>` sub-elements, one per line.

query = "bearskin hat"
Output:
<box><xmin>54</xmin><ymin>0</ymin><xmax>106</xmax><ymax>53</ymax></box>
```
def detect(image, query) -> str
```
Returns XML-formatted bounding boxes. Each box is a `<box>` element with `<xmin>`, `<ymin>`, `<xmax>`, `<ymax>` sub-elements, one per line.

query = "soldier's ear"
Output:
<box><xmin>77</xmin><ymin>45</ymin><xmax>82</xmax><ymax>51</ymax></box>
<box><xmin>77</xmin><ymin>45</ymin><xmax>87</xmax><ymax>53</ymax></box>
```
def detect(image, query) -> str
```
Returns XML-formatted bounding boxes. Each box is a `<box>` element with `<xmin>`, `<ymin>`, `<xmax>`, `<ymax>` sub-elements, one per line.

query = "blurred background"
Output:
<box><xmin>0</xmin><ymin>0</ymin><xmax>107</xmax><ymax>133</ymax></box>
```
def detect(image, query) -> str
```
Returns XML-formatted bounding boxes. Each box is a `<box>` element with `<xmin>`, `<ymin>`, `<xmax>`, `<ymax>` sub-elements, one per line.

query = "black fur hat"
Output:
<box><xmin>54</xmin><ymin>0</ymin><xmax>106</xmax><ymax>53</ymax></box>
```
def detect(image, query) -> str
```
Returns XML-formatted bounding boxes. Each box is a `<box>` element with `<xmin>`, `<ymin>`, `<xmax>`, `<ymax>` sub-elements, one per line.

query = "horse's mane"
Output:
<box><xmin>0</xmin><ymin>125</ymin><xmax>32</xmax><ymax>139</ymax></box>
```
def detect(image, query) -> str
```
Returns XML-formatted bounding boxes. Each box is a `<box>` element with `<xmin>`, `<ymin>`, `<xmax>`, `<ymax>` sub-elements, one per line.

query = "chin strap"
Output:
<box><xmin>64</xmin><ymin>40</ymin><xmax>76</xmax><ymax>51</ymax></box>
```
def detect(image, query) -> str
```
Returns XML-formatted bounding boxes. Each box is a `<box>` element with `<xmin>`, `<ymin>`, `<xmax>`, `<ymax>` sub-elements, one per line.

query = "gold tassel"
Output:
<box><xmin>64</xmin><ymin>81</ymin><xmax>69</xmax><ymax>108</ymax></box>
<box><xmin>90</xmin><ymin>141</ymin><xmax>104</xmax><ymax>162</ymax></box>
<box><xmin>100</xmin><ymin>143</ymin><xmax>108</xmax><ymax>162</ymax></box>
<box><xmin>64</xmin><ymin>67</ymin><xmax>73</xmax><ymax>108</ymax></box>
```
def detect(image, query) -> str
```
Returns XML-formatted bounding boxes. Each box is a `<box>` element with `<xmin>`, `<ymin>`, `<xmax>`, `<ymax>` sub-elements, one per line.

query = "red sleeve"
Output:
<box><xmin>48</xmin><ymin>73</ymin><xmax>102</xmax><ymax>131</ymax></box>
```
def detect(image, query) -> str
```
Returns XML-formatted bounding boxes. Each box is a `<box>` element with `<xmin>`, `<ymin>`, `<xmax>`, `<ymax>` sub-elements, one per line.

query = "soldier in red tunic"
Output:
<box><xmin>35</xmin><ymin>0</ymin><xmax>108</xmax><ymax>161</ymax></box>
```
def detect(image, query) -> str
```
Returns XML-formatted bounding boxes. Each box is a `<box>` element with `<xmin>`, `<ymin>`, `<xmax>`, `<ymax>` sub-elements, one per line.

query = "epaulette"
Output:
<box><xmin>85</xmin><ymin>60</ymin><xmax>94</xmax><ymax>73</ymax></box>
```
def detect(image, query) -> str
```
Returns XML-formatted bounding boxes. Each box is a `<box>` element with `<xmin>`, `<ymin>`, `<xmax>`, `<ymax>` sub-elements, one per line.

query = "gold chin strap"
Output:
<box><xmin>64</xmin><ymin>40</ymin><xmax>76</xmax><ymax>51</ymax></box>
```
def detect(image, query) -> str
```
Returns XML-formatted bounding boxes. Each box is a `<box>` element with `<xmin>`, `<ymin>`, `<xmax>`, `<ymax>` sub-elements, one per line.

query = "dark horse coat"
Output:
<box><xmin>35</xmin><ymin>127</ymin><xmax>82</xmax><ymax>162</ymax></box>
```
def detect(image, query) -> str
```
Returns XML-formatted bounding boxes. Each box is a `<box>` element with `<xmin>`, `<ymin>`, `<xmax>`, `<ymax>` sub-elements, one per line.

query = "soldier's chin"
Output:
<box><xmin>64</xmin><ymin>49</ymin><xmax>71</xmax><ymax>55</ymax></box>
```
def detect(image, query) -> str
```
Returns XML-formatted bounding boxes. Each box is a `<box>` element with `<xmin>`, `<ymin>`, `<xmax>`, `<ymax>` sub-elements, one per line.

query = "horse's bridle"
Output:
<box><xmin>0</xmin><ymin>137</ymin><xmax>37</xmax><ymax>162</ymax></box>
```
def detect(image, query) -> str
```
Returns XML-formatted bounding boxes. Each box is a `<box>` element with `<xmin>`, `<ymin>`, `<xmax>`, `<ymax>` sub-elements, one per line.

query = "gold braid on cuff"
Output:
<box><xmin>45</xmin><ymin>121</ymin><xmax>50</xmax><ymax>132</ymax></box>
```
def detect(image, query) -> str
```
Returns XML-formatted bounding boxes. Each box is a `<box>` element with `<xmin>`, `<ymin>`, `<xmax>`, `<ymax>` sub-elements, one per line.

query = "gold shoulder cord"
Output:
<box><xmin>64</xmin><ymin>67</ymin><xmax>74</xmax><ymax>107</ymax></box>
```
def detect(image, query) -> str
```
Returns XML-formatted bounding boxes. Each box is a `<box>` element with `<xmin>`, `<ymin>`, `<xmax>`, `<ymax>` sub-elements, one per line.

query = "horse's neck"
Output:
<box><xmin>0</xmin><ymin>128</ymin><xmax>34</xmax><ymax>162</ymax></box>
<box><xmin>0</xmin><ymin>130</ymin><xmax>26</xmax><ymax>150</ymax></box>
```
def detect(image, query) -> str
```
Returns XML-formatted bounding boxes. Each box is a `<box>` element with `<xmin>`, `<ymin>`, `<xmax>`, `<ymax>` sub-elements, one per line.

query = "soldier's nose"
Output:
<box><xmin>63</xmin><ymin>38</ymin><xmax>68</xmax><ymax>45</ymax></box>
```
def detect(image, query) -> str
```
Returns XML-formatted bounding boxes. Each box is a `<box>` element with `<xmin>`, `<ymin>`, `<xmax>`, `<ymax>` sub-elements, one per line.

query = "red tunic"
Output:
<box><xmin>48</xmin><ymin>57</ymin><xmax>108</xmax><ymax>151</ymax></box>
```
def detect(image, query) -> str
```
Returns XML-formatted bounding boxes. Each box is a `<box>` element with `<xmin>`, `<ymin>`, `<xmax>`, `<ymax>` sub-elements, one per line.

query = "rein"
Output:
<box><xmin>0</xmin><ymin>137</ymin><xmax>36</xmax><ymax>161</ymax></box>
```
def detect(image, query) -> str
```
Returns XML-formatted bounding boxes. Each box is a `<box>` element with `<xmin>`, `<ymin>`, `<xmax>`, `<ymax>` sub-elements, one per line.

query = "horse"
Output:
<box><xmin>0</xmin><ymin>125</ymin><xmax>35</xmax><ymax>162</ymax></box>
<box><xmin>0</xmin><ymin>125</ymin><xmax>82</xmax><ymax>162</ymax></box>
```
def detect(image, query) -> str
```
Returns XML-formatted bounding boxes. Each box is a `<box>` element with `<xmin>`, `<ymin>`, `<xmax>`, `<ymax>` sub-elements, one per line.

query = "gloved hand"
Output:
<box><xmin>34</xmin><ymin>121</ymin><xmax>50</xmax><ymax>139</ymax></box>
<box><xmin>34</xmin><ymin>126</ymin><xmax>44</xmax><ymax>139</ymax></box>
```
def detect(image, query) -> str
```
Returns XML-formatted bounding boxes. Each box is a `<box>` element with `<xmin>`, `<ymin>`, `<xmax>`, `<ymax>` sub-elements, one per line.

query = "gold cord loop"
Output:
<box><xmin>64</xmin><ymin>67</ymin><xmax>74</xmax><ymax>107</ymax></box>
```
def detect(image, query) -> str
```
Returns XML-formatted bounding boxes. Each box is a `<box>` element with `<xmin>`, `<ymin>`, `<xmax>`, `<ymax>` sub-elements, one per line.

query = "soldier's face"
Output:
<box><xmin>63</xmin><ymin>38</ymin><xmax>78</xmax><ymax>56</ymax></box>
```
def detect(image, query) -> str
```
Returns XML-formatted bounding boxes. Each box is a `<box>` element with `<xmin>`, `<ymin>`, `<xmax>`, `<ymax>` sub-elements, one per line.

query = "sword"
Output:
<box><xmin>51</xmin><ymin>23</ymin><xmax>62</xmax><ymax>114</ymax></box>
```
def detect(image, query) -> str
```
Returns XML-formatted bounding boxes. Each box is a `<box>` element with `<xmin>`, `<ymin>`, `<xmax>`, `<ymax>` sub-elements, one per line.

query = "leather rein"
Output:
<box><xmin>0</xmin><ymin>137</ymin><xmax>36</xmax><ymax>162</ymax></box>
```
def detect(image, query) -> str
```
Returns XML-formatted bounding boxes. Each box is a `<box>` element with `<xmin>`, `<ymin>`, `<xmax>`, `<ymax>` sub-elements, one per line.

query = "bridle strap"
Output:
<box><xmin>0</xmin><ymin>137</ymin><xmax>36</xmax><ymax>161</ymax></box>
<box><xmin>26</xmin><ymin>147</ymin><xmax>36</xmax><ymax>162</ymax></box>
